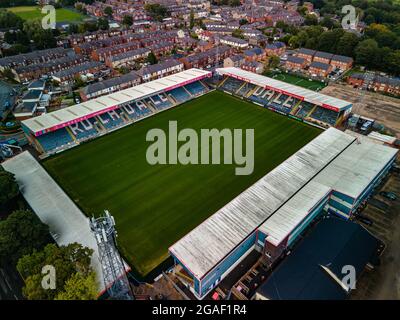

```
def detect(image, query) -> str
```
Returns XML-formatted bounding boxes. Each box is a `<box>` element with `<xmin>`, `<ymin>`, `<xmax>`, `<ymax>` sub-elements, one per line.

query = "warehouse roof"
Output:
<box><xmin>22</xmin><ymin>68</ymin><xmax>211</xmax><ymax>136</ymax></box>
<box><xmin>216</xmin><ymin>67</ymin><xmax>352</xmax><ymax>111</ymax></box>
<box><xmin>169</xmin><ymin>128</ymin><xmax>356</xmax><ymax>279</ymax></box>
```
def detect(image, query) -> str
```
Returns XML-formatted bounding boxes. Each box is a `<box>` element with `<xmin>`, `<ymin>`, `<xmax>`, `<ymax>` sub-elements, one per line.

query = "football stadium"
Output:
<box><xmin>13</xmin><ymin>67</ymin><xmax>398</xmax><ymax>298</ymax></box>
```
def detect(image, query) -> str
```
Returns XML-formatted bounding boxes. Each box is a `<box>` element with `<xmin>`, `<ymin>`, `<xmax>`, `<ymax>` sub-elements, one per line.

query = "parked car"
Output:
<box><xmin>380</xmin><ymin>191</ymin><xmax>397</xmax><ymax>201</ymax></box>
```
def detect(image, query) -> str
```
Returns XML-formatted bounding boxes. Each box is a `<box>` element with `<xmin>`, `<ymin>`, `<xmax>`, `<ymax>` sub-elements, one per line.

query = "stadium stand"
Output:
<box><xmin>21</xmin><ymin>68</ymin><xmax>212</xmax><ymax>156</ymax></box>
<box><xmin>36</xmin><ymin>128</ymin><xmax>74</xmax><ymax>152</ymax></box>
<box><xmin>69</xmin><ymin>118</ymin><xmax>99</xmax><ymax>140</ymax></box>
<box><xmin>236</xmin><ymin>83</ymin><xmax>255</xmax><ymax>97</ymax></box>
<box><xmin>295</xmin><ymin>102</ymin><xmax>315</xmax><ymax>118</ymax></box>
<box><xmin>167</xmin><ymin>87</ymin><xmax>191</xmax><ymax>103</ymax></box>
<box><xmin>184</xmin><ymin>81</ymin><xmax>208</xmax><ymax>97</ymax></box>
<box><xmin>97</xmin><ymin>110</ymin><xmax>124</xmax><ymax>130</ymax></box>
<box><xmin>310</xmin><ymin>107</ymin><xmax>338</xmax><ymax>126</ymax></box>
<box><xmin>146</xmin><ymin>93</ymin><xmax>172</xmax><ymax>111</ymax></box>
<box><xmin>220</xmin><ymin>77</ymin><xmax>244</xmax><ymax>93</ymax></box>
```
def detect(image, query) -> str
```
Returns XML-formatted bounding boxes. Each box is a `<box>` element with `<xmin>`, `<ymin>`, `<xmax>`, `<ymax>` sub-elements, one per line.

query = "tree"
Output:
<box><xmin>0</xmin><ymin>9</ymin><xmax>24</xmax><ymax>29</ymax></box>
<box><xmin>145</xmin><ymin>4</ymin><xmax>169</xmax><ymax>22</ymax></box>
<box><xmin>0</xmin><ymin>167</ymin><xmax>19</xmax><ymax>206</ymax></box>
<box><xmin>232</xmin><ymin>28</ymin><xmax>244</xmax><ymax>39</ymax></box>
<box><xmin>269</xmin><ymin>55</ymin><xmax>280</xmax><ymax>69</ymax></box>
<box><xmin>104</xmin><ymin>6</ymin><xmax>113</xmax><ymax>17</ymax></box>
<box><xmin>317</xmin><ymin>28</ymin><xmax>344</xmax><ymax>53</ymax></box>
<box><xmin>122</xmin><ymin>15</ymin><xmax>133</xmax><ymax>27</ymax></box>
<box><xmin>23</xmin><ymin>20</ymin><xmax>56</xmax><ymax>50</ymax></box>
<box><xmin>355</xmin><ymin>39</ymin><xmax>380</xmax><ymax>67</ymax></box>
<box><xmin>189</xmin><ymin>10</ymin><xmax>195</xmax><ymax>29</ymax></box>
<box><xmin>288</xmin><ymin>35</ymin><xmax>301</xmax><ymax>48</ymax></box>
<box><xmin>320</xmin><ymin>16</ymin><xmax>335</xmax><ymax>29</ymax></box>
<box><xmin>97</xmin><ymin>17</ymin><xmax>109</xmax><ymax>30</ymax></box>
<box><xmin>0</xmin><ymin>210</ymin><xmax>49</xmax><ymax>264</ymax></box>
<box><xmin>304</xmin><ymin>14</ymin><xmax>318</xmax><ymax>25</ymax></box>
<box><xmin>55</xmin><ymin>272</ymin><xmax>98</xmax><ymax>300</ymax></box>
<box><xmin>336</xmin><ymin>32</ymin><xmax>360</xmax><ymax>57</ymax></box>
<box><xmin>17</xmin><ymin>243</ymin><xmax>95</xmax><ymax>300</ymax></box>
<box><xmin>146</xmin><ymin>51</ymin><xmax>158</xmax><ymax>65</ymax></box>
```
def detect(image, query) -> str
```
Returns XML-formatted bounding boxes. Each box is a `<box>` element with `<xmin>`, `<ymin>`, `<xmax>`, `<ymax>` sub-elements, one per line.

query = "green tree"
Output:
<box><xmin>304</xmin><ymin>14</ymin><xmax>318</xmax><ymax>25</ymax></box>
<box><xmin>269</xmin><ymin>55</ymin><xmax>280</xmax><ymax>69</ymax></box>
<box><xmin>145</xmin><ymin>4</ymin><xmax>169</xmax><ymax>22</ymax></box>
<box><xmin>336</xmin><ymin>32</ymin><xmax>360</xmax><ymax>57</ymax></box>
<box><xmin>17</xmin><ymin>243</ymin><xmax>94</xmax><ymax>300</ymax></box>
<box><xmin>122</xmin><ymin>15</ymin><xmax>133</xmax><ymax>27</ymax></box>
<box><xmin>232</xmin><ymin>29</ymin><xmax>244</xmax><ymax>39</ymax></box>
<box><xmin>104</xmin><ymin>6</ymin><xmax>113</xmax><ymax>17</ymax></box>
<box><xmin>288</xmin><ymin>35</ymin><xmax>301</xmax><ymax>48</ymax></box>
<box><xmin>355</xmin><ymin>39</ymin><xmax>380</xmax><ymax>67</ymax></box>
<box><xmin>0</xmin><ymin>210</ymin><xmax>49</xmax><ymax>264</ymax></box>
<box><xmin>97</xmin><ymin>17</ymin><xmax>109</xmax><ymax>30</ymax></box>
<box><xmin>317</xmin><ymin>28</ymin><xmax>344</xmax><ymax>53</ymax></box>
<box><xmin>146</xmin><ymin>51</ymin><xmax>158</xmax><ymax>65</ymax></box>
<box><xmin>0</xmin><ymin>167</ymin><xmax>19</xmax><ymax>206</ymax></box>
<box><xmin>189</xmin><ymin>10</ymin><xmax>195</xmax><ymax>29</ymax></box>
<box><xmin>55</xmin><ymin>272</ymin><xmax>98</xmax><ymax>300</ymax></box>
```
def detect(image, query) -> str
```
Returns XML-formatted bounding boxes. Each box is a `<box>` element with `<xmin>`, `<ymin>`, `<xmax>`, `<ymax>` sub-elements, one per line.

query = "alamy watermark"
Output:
<box><xmin>146</xmin><ymin>121</ymin><xmax>254</xmax><ymax>176</ymax></box>
<box><xmin>341</xmin><ymin>5</ymin><xmax>359</xmax><ymax>30</ymax></box>
<box><xmin>41</xmin><ymin>5</ymin><xmax>56</xmax><ymax>30</ymax></box>
<box><xmin>41</xmin><ymin>265</ymin><xmax>56</xmax><ymax>290</ymax></box>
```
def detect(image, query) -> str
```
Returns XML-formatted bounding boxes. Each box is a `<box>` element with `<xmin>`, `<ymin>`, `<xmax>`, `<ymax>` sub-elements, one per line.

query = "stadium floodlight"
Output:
<box><xmin>90</xmin><ymin>211</ymin><xmax>134</xmax><ymax>300</ymax></box>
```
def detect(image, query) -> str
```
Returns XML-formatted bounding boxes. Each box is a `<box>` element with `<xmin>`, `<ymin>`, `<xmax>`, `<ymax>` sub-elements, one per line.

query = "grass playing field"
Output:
<box><xmin>266</xmin><ymin>71</ymin><xmax>327</xmax><ymax>91</ymax></box>
<box><xmin>43</xmin><ymin>91</ymin><xmax>321</xmax><ymax>276</ymax></box>
<box><xmin>7</xmin><ymin>6</ymin><xmax>85</xmax><ymax>22</ymax></box>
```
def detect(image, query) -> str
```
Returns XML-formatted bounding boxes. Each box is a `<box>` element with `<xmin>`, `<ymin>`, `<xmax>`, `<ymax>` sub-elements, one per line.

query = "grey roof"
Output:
<box><xmin>108</xmin><ymin>48</ymin><xmax>150</xmax><ymax>62</ymax></box>
<box><xmin>297</xmin><ymin>48</ymin><xmax>316</xmax><ymax>56</ymax></box>
<box><xmin>314</xmin><ymin>51</ymin><xmax>334</xmax><ymax>59</ymax></box>
<box><xmin>310</xmin><ymin>61</ymin><xmax>331</xmax><ymax>71</ymax></box>
<box><xmin>331</xmin><ymin>54</ymin><xmax>353</xmax><ymax>63</ymax></box>
<box><xmin>22</xmin><ymin>89</ymin><xmax>42</xmax><ymax>101</ymax></box>
<box><xmin>83</xmin><ymin>72</ymin><xmax>140</xmax><ymax>95</ymax></box>
<box><xmin>139</xmin><ymin>59</ymin><xmax>182</xmax><ymax>76</ymax></box>
<box><xmin>287</xmin><ymin>55</ymin><xmax>306</xmax><ymax>64</ymax></box>
<box><xmin>53</xmin><ymin>61</ymin><xmax>103</xmax><ymax>79</ymax></box>
<box><xmin>169</xmin><ymin>128</ymin><xmax>356</xmax><ymax>279</ymax></box>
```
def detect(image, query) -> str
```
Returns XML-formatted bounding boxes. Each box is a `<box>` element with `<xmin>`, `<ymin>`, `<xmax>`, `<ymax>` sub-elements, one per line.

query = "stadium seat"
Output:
<box><xmin>184</xmin><ymin>81</ymin><xmax>208</xmax><ymax>96</ymax></box>
<box><xmin>98</xmin><ymin>110</ymin><xmax>124</xmax><ymax>130</ymax></box>
<box><xmin>168</xmin><ymin>87</ymin><xmax>191</xmax><ymax>103</ymax></box>
<box><xmin>220</xmin><ymin>77</ymin><xmax>244</xmax><ymax>93</ymax></box>
<box><xmin>36</xmin><ymin>128</ymin><xmax>73</xmax><ymax>153</ymax></box>
<box><xmin>295</xmin><ymin>102</ymin><xmax>315</xmax><ymax>118</ymax></box>
<box><xmin>69</xmin><ymin>118</ymin><xmax>99</xmax><ymax>140</ymax></box>
<box><xmin>310</xmin><ymin>106</ymin><xmax>338</xmax><ymax>126</ymax></box>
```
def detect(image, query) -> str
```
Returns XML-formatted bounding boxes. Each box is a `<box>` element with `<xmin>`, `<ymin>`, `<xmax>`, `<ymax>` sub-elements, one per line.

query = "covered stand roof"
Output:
<box><xmin>170</xmin><ymin>128</ymin><xmax>398</xmax><ymax>280</ymax></box>
<box><xmin>22</xmin><ymin>68</ymin><xmax>211</xmax><ymax>136</ymax></box>
<box><xmin>169</xmin><ymin>128</ymin><xmax>356</xmax><ymax>280</ymax></box>
<box><xmin>216</xmin><ymin>67</ymin><xmax>352</xmax><ymax>112</ymax></box>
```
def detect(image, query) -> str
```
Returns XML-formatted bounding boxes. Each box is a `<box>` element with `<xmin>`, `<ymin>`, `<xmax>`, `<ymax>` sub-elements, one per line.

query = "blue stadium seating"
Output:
<box><xmin>168</xmin><ymin>87</ymin><xmax>191</xmax><ymax>103</ymax></box>
<box><xmin>220</xmin><ymin>77</ymin><xmax>244</xmax><ymax>93</ymax></box>
<box><xmin>237</xmin><ymin>83</ymin><xmax>255</xmax><ymax>97</ymax></box>
<box><xmin>146</xmin><ymin>93</ymin><xmax>172</xmax><ymax>111</ymax></box>
<box><xmin>295</xmin><ymin>102</ymin><xmax>315</xmax><ymax>118</ymax></box>
<box><xmin>37</xmin><ymin>128</ymin><xmax>73</xmax><ymax>152</ymax></box>
<box><xmin>97</xmin><ymin>110</ymin><xmax>124</xmax><ymax>130</ymax></box>
<box><xmin>69</xmin><ymin>118</ymin><xmax>98</xmax><ymax>140</ymax></box>
<box><xmin>310</xmin><ymin>106</ymin><xmax>338</xmax><ymax>126</ymax></box>
<box><xmin>184</xmin><ymin>81</ymin><xmax>207</xmax><ymax>96</ymax></box>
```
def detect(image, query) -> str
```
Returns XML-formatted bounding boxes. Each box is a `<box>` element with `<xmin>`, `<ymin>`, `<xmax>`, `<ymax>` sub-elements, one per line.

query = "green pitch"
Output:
<box><xmin>7</xmin><ymin>6</ymin><xmax>85</xmax><ymax>22</ymax></box>
<box><xmin>266</xmin><ymin>72</ymin><xmax>326</xmax><ymax>91</ymax></box>
<box><xmin>43</xmin><ymin>91</ymin><xmax>321</xmax><ymax>276</ymax></box>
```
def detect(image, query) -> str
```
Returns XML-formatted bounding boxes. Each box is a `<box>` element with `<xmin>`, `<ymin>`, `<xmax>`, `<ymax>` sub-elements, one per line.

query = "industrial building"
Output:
<box><xmin>169</xmin><ymin>128</ymin><xmax>398</xmax><ymax>299</ymax></box>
